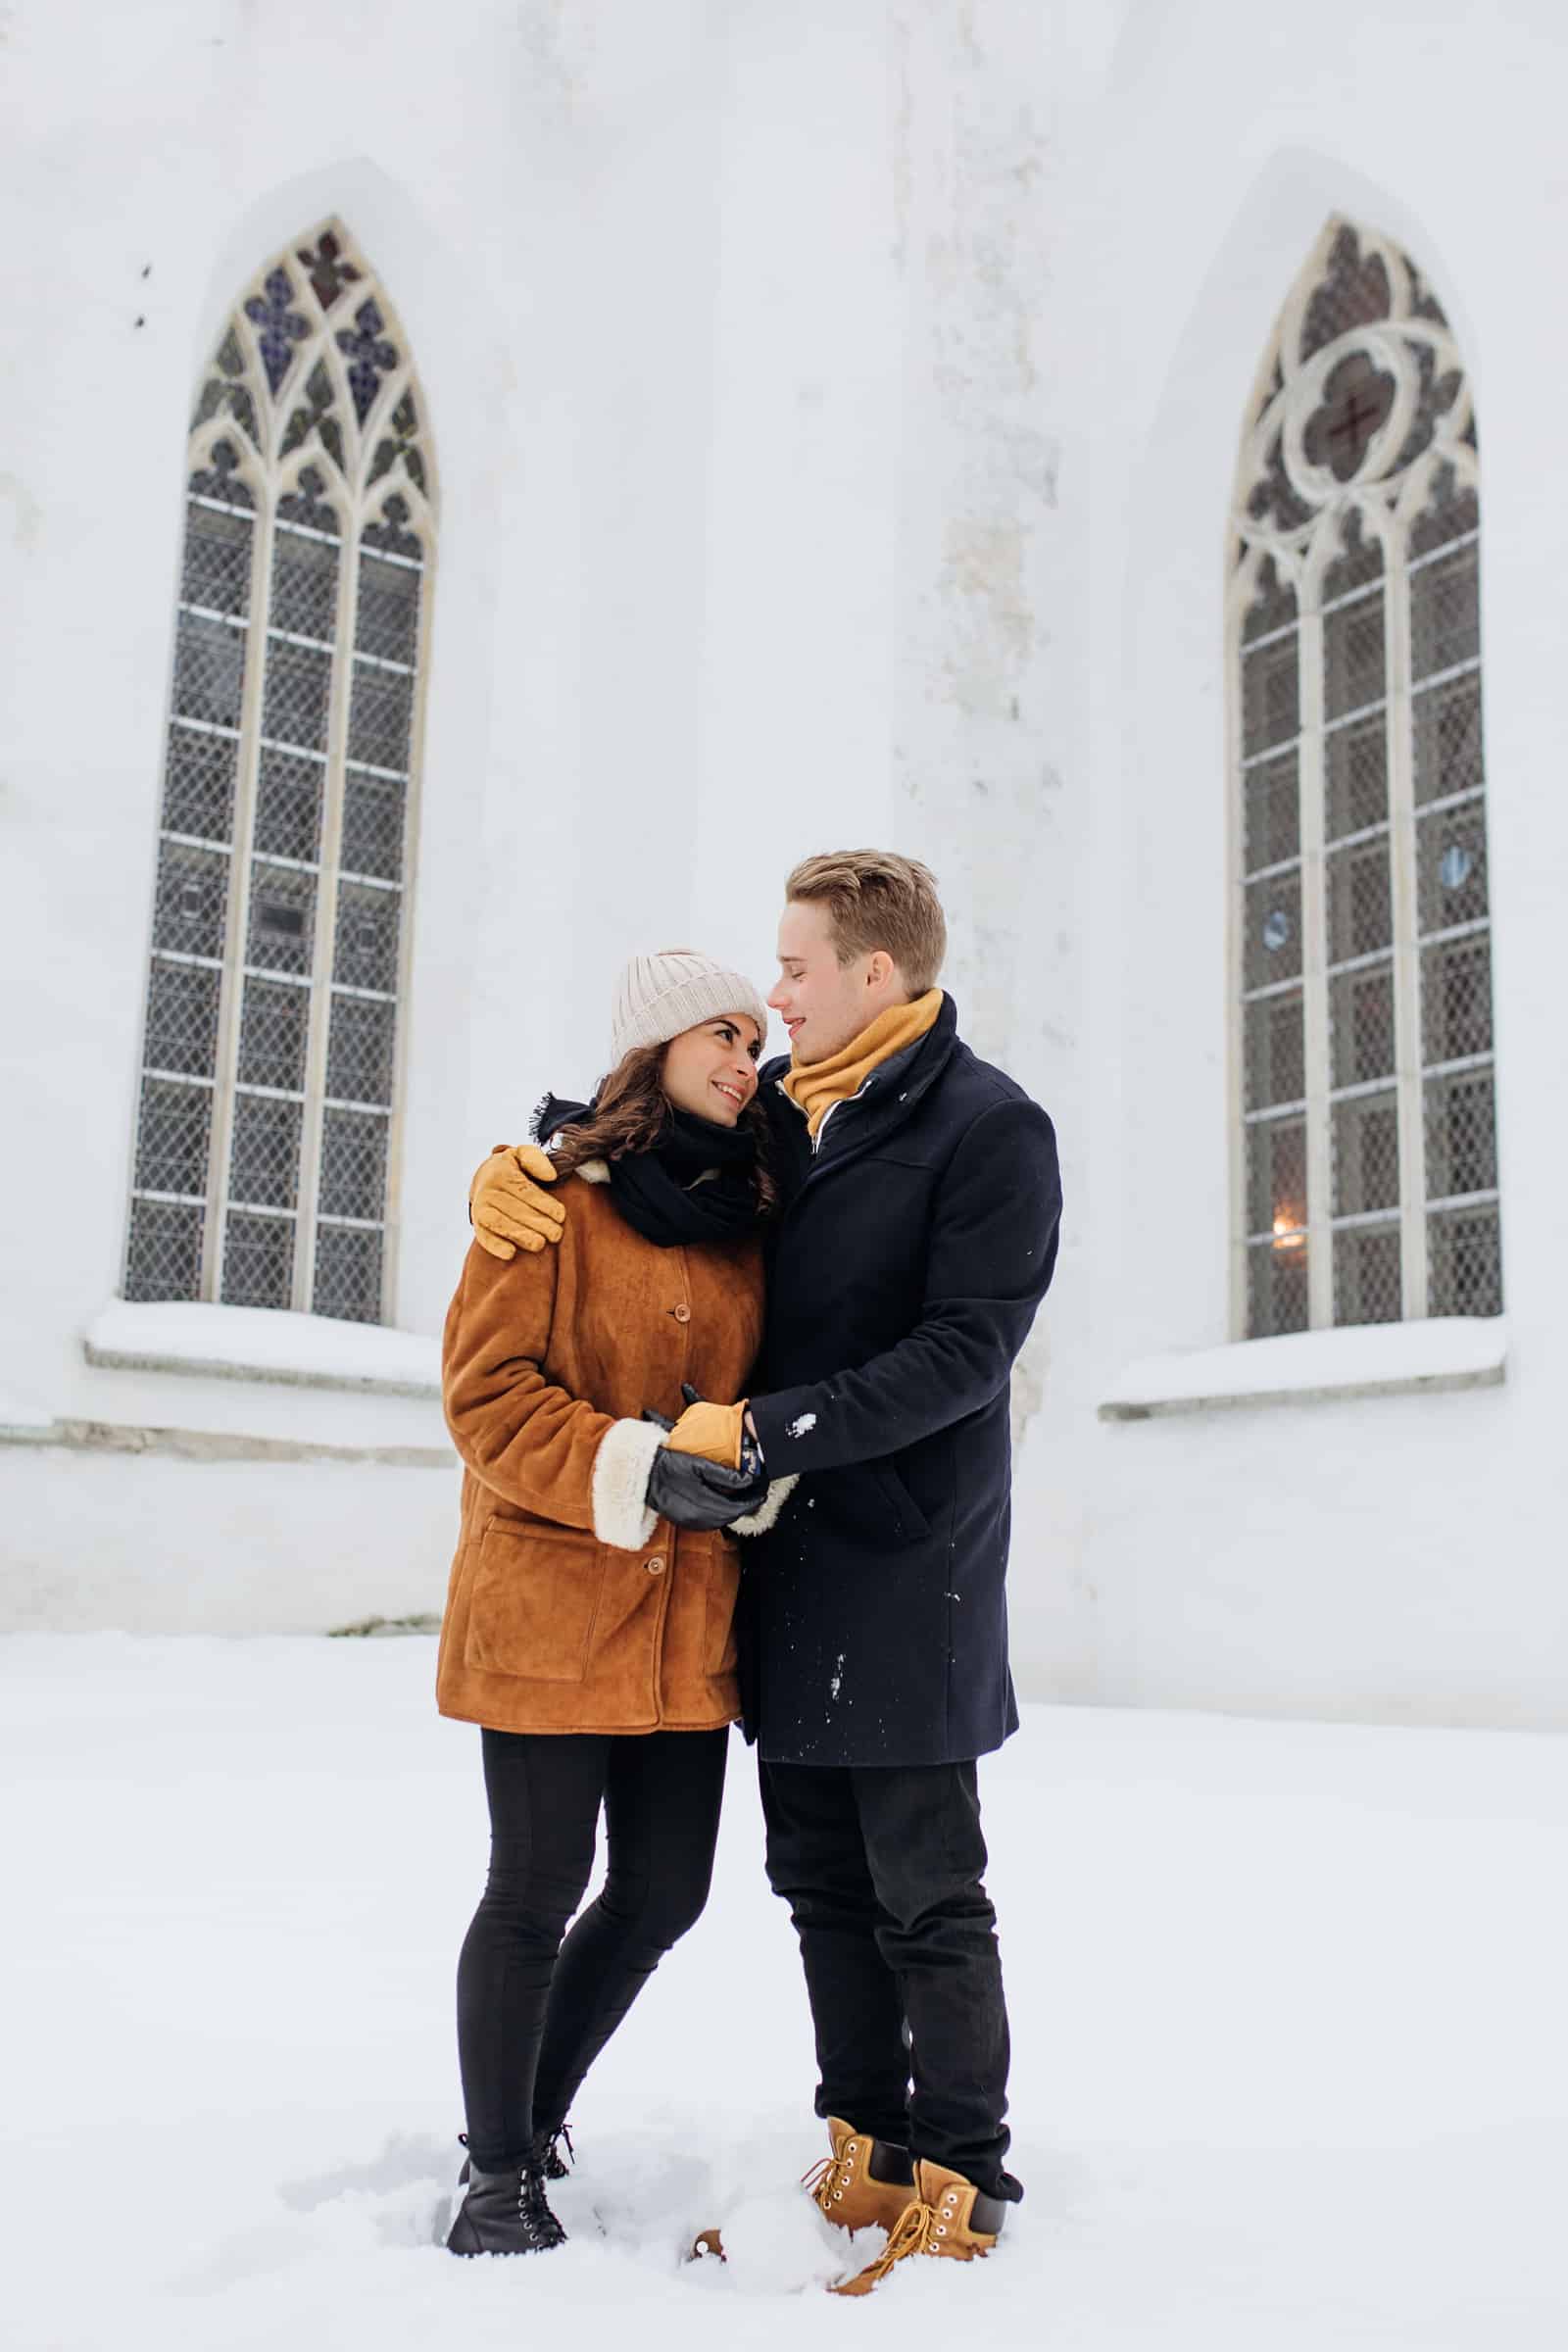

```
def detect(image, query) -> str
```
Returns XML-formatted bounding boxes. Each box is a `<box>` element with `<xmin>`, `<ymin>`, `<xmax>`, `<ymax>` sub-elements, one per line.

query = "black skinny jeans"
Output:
<box><xmin>760</xmin><ymin>1757</ymin><xmax>1019</xmax><ymax>2200</ymax></box>
<box><xmin>458</xmin><ymin>1727</ymin><xmax>728</xmax><ymax>2173</ymax></box>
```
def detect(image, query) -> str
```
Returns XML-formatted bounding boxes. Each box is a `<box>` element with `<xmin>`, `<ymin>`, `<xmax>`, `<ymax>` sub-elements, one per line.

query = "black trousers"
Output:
<box><xmin>457</xmin><ymin>1726</ymin><xmax>728</xmax><ymax>2173</ymax></box>
<box><xmin>760</xmin><ymin>1756</ymin><xmax>1019</xmax><ymax>2200</ymax></box>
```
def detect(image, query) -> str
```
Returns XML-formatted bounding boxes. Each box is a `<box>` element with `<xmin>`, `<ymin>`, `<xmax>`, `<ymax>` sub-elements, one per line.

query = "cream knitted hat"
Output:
<box><xmin>610</xmin><ymin>949</ymin><xmax>770</xmax><ymax>1063</ymax></box>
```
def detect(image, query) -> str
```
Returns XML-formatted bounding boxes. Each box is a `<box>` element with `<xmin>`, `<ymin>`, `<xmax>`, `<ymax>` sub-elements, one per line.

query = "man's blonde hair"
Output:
<box><xmin>784</xmin><ymin>850</ymin><xmax>947</xmax><ymax>995</ymax></box>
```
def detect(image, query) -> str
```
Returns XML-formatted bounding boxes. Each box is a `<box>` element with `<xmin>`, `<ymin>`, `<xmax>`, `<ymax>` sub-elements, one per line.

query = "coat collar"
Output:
<box><xmin>765</xmin><ymin>992</ymin><xmax>960</xmax><ymax>1184</ymax></box>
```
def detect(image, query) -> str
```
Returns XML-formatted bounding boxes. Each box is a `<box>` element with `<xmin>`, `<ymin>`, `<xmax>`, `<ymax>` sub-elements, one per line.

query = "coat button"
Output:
<box><xmin>646</xmin><ymin>1554</ymin><xmax>666</xmax><ymax>1576</ymax></box>
<box><xmin>672</xmin><ymin>1303</ymin><xmax>691</xmax><ymax>1323</ymax></box>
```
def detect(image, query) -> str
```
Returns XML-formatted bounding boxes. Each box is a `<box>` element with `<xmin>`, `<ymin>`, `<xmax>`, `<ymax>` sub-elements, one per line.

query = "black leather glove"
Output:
<box><xmin>641</xmin><ymin>1411</ymin><xmax>769</xmax><ymax>1531</ymax></box>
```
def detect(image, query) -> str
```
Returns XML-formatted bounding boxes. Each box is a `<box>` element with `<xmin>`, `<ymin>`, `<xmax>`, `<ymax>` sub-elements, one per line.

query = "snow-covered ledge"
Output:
<box><xmin>84</xmin><ymin>1300</ymin><xmax>441</xmax><ymax>1400</ymax></box>
<box><xmin>1100</xmin><ymin>1316</ymin><xmax>1508</xmax><ymax>1422</ymax></box>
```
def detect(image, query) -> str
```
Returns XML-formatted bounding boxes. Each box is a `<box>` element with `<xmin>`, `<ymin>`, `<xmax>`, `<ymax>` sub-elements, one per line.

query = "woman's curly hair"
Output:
<box><xmin>544</xmin><ymin>1044</ymin><xmax>777</xmax><ymax>1218</ymax></box>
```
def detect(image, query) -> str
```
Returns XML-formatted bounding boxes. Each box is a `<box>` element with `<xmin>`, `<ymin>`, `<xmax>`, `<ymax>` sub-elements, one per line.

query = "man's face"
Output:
<box><xmin>768</xmin><ymin>899</ymin><xmax>875</xmax><ymax>1064</ymax></box>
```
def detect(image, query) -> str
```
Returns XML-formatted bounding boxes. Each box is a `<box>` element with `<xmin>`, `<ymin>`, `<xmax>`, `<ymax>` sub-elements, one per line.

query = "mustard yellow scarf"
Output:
<box><xmin>781</xmin><ymin>989</ymin><xmax>943</xmax><ymax>1140</ymax></box>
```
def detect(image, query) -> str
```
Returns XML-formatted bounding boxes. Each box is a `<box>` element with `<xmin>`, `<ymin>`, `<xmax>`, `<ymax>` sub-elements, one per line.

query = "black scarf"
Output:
<box><xmin>532</xmin><ymin>1092</ymin><xmax>760</xmax><ymax>1250</ymax></box>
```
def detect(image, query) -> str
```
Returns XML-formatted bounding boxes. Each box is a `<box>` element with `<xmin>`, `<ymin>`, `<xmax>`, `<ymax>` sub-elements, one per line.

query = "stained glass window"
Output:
<box><xmin>125</xmin><ymin>220</ymin><xmax>436</xmax><ymax>1325</ymax></box>
<box><xmin>1230</xmin><ymin>219</ymin><xmax>1498</xmax><ymax>1337</ymax></box>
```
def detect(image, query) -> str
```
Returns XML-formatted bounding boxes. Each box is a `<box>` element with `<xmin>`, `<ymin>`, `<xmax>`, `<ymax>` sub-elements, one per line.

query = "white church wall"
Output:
<box><xmin>0</xmin><ymin>0</ymin><xmax>754</xmax><ymax>1627</ymax></box>
<box><xmin>1002</xmin><ymin>0</ymin><xmax>1568</xmax><ymax>1727</ymax></box>
<box><xmin>4</xmin><ymin>0</ymin><xmax>1563</xmax><ymax>1708</ymax></box>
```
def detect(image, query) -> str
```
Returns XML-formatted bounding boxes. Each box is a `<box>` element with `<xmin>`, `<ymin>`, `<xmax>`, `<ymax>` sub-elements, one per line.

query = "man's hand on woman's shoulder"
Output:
<box><xmin>469</xmin><ymin>1144</ymin><xmax>566</xmax><ymax>1262</ymax></box>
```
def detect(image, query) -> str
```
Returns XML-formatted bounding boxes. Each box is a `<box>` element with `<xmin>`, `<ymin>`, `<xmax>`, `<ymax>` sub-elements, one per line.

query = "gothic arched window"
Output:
<box><xmin>125</xmin><ymin>222</ymin><xmax>436</xmax><ymax>1324</ymax></box>
<box><xmin>1230</xmin><ymin>219</ymin><xmax>1497</xmax><ymax>1339</ymax></box>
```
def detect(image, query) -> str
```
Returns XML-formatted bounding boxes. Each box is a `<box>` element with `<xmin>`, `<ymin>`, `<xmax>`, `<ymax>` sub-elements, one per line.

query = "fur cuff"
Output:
<box><xmin>591</xmin><ymin>1418</ymin><xmax>662</xmax><ymax>1550</ymax></box>
<box><xmin>730</xmin><ymin>1474</ymin><xmax>800</xmax><ymax>1539</ymax></box>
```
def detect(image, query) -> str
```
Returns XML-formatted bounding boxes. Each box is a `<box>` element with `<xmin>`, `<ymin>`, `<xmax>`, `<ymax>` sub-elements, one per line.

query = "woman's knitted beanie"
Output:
<box><xmin>611</xmin><ymin>950</ymin><xmax>770</xmax><ymax>1063</ymax></box>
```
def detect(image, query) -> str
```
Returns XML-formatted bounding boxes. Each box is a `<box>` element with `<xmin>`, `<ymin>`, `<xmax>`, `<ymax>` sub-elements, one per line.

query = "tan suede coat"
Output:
<box><xmin>437</xmin><ymin>1164</ymin><xmax>770</xmax><ymax>1736</ymax></box>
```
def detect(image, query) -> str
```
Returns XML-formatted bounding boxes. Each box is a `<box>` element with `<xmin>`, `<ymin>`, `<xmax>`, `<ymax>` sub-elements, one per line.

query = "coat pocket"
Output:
<box><xmin>813</xmin><ymin>1457</ymin><xmax>932</xmax><ymax>1545</ymax></box>
<box><xmin>703</xmin><ymin>1535</ymin><xmax>742</xmax><ymax>1678</ymax></box>
<box><xmin>463</xmin><ymin>1519</ymin><xmax>607</xmax><ymax>1685</ymax></box>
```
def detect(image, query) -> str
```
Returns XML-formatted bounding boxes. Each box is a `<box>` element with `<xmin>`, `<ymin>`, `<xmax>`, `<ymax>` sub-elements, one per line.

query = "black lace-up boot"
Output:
<box><xmin>455</xmin><ymin>2125</ymin><xmax>571</xmax><ymax>2194</ymax></box>
<box><xmin>447</xmin><ymin>2151</ymin><xmax>567</xmax><ymax>2256</ymax></box>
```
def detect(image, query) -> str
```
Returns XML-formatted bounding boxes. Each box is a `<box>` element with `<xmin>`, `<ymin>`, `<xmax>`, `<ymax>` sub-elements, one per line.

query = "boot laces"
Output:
<box><xmin>517</xmin><ymin>2162</ymin><xmax>566</xmax><ymax>2246</ymax></box>
<box><xmin>802</xmin><ymin>2147</ymin><xmax>852</xmax><ymax>2217</ymax></box>
<box><xmin>833</xmin><ymin>2197</ymin><xmax>936</xmax><ymax>2292</ymax></box>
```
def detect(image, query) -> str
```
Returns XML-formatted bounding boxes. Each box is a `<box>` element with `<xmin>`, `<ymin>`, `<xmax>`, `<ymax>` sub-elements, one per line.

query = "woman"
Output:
<box><xmin>439</xmin><ymin>950</ymin><xmax>793</xmax><ymax>2257</ymax></box>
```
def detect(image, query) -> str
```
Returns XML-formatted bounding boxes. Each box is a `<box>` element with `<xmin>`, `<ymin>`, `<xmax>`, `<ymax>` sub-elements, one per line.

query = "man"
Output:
<box><xmin>470</xmin><ymin>851</ymin><xmax>1061</xmax><ymax>2293</ymax></box>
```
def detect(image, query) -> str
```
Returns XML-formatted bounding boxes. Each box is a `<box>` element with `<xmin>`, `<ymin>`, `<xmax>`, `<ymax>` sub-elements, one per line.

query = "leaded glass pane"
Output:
<box><xmin>326</xmin><ymin>992</ymin><xmax>396</xmax><ymax>1106</ymax></box>
<box><xmin>1234</xmin><ymin>221</ymin><xmax>1496</xmax><ymax>1338</ymax></box>
<box><xmin>1242</xmin><ymin>633</ymin><xmax>1298</xmax><ymax>758</ymax></box>
<box><xmin>134</xmin><ymin>1078</ymin><xmax>213</xmax><ymax>1198</ymax></box>
<box><xmin>1329</xmin><ymin>962</ymin><xmax>1396</xmax><ymax>1089</ymax></box>
<box><xmin>1421</xmin><ymin>935</ymin><xmax>1493</xmax><ymax>1066</ymax></box>
<box><xmin>1324</xmin><ymin>713</ymin><xmax>1388</xmax><ymax>840</ymax></box>
<box><xmin>172</xmin><ymin>612</ymin><xmax>246</xmax><ymax>730</ymax></box>
<box><xmin>124</xmin><ymin>1198</ymin><xmax>204</xmax><ymax>1303</ymax></box>
<box><xmin>346</xmin><ymin>662</ymin><xmax>414</xmax><ymax>770</ymax></box>
<box><xmin>146</xmin><ymin>958</ymin><xmax>222</xmax><ymax>1081</ymax></box>
<box><xmin>1416</xmin><ymin>802</ymin><xmax>1489</xmax><ymax>934</ymax></box>
<box><xmin>1320</xmin><ymin>514</ymin><xmax>1384</xmax><ymax>603</ymax></box>
<box><xmin>1332</xmin><ymin>1093</ymin><xmax>1399</xmax><ymax>1217</ymax></box>
<box><xmin>1326</xmin><ymin>838</ymin><xmax>1392</xmax><ymax>964</ymax></box>
<box><xmin>340</xmin><ymin>769</ymin><xmax>406</xmax><ymax>881</ymax></box>
<box><xmin>1247</xmin><ymin>1114</ymin><xmax>1306</xmax><ymax>1241</ymax></box>
<box><xmin>356</xmin><ymin>553</ymin><xmax>420</xmax><ymax>665</ymax></box>
<box><xmin>1409</xmin><ymin>471</ymin><xmax>1479</xmax><ymax>560</ymax></box>
<box><xmin>1333</xmin><ymin>1223</ymin><xmax>1402</xmax><ymax>1326</ymax></box>
<box><xmin>162</xmin><ymin>727</ymin><xmax>237</xmax><ymax>845</ymax></box>
<box><xmin>1245</xmin><ymin>991</ymin><xmax>1304</xmax><ymax>1111</ymax></box>
<box><xmin>1409</xmin><ymin>542</ymin><xmax>1479</xmax><ymax>682</ymax></box>
<box><xmin>1323</xmin><ymin>591</ymin><xmax>1385</xmax><ymax>719</ymax></box>
<box><xmin>228</xmin><ymin>1092</ymin><xmax>303</xmax><ymax>1210</ymax></box>
<box><xmin>1247</xmin><ymin>1236</ymin><xmax>1309</xmax><ymax>1337</ymax></box>
<box><xmin>1243</xmin><ymin>750</ymin><xmax>1298</xmax><ymax>873</ymax></box>
<box><xmin>237</xmin><ymin>975</ymin><xmax>310</xmax><ymax>1094</ymax></box>
<box><xmin>181</xmin><ymin>500</ymin><xmax>252</xmax><ymax>618</ymax></box>
<box><xmin>1428</xmin><ymin>1202</ymin><xmax>1502</xmax><ymax>1316</ymax></box>
<box><xmin>153</xmin><ymin>841</ymin><xmax>228</xmax><ymax>961</ymax></box>
<box><xmin>129</xmin><ymin>229</ymin><xmax>432</xmax><ymax>1313</ymax></box>
<box><xmin>261</xmin><ymin>637</ymin><xmax>332</xmax><ymax>752</ymax></box>
<box><xmin>362</xmin><ymin>499</ymin><xmax>422</xmax><ymax>560</ymax></box>
<box><xmin>220</xmin><ymin>1210</ymin><xmax>295</xmax><ymax>1309</ymax></box>
<box><xmin>319</xmin><ymin>1106</ymin><xmax>389</xmax><ymax>1220</ymax></box>
<box><xmin>189</xmin><ymin>442</ymin><xmax>254</xmax><ymax>509</ymax></box>
<box><xmin>254</xmin><ymin>748</ymin><xmax>324</xmax><ymax>864</ymax></box>
<box><xmin>269</xmin><ymin>525</ymin><xmax>339</xmax><ymax>646</ymax></box>
<box><xmin>1425</xmin><ymin>1069</ymin><xmax>1497</xmax><ymax>1201</ymax></box>
<box><xmin>314</xmin><ymin>1222</ymin><xmax>383</xmax><ymax>1323</ymax></box>
<box><xmin>246</xmin><ymin>860</ymin><xmax>316</xmax><ymax>975</ymax></box>
<box><xmin>332</xmin><ymin>881</ymin><xmax>401</xmax><ymax>994</ymax></box>
<box><xmin>1412</xmin><ymin>672</ymin><xmax>1483</xmax><ymax>808</ymax></box>
<box><xmin>1244</xmin><ymin>870</ymin><xmax>1301</xmax><ymax>989</ymax></box>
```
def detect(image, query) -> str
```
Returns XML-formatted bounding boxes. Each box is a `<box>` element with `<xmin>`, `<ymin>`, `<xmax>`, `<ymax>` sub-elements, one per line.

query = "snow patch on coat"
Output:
<box><xmin>590</xmin><ymin>1417</ymin><xmax>662</xmax><ymax>1550</ymax></box>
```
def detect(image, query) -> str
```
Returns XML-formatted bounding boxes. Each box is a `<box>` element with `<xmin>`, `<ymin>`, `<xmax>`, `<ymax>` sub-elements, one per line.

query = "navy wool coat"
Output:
<box><xmin>743</xmin><ymin>994</ymin><xmax>1061</xmax><ymax>1768</ymax></box>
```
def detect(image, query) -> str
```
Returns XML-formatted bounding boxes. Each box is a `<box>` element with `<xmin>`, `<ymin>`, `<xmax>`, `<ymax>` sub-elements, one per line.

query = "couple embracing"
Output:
<box><xmin>437</xmin><ymin>850</ymin><xmax>1062</xmax><ymax>2297</ymax></box>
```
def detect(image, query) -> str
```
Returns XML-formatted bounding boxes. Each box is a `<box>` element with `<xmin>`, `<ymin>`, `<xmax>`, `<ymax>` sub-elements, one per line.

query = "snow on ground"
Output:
<box><xmin>3</xmin><ymin>1635</ymin><xmax>1564</xmax><ymax>2350</ymax></box>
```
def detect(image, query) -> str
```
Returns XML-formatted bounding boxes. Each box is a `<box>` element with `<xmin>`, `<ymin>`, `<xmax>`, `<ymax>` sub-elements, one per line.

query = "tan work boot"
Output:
<box><xmin>803</xmin><ymin>2116</ymin><xmax>917</xmax><ymax>2235</ymax></box>
<box><xmin>829</xmin><ymin>2158</ymin><xmax>1004</xmax><ymax>2296</ymax></box>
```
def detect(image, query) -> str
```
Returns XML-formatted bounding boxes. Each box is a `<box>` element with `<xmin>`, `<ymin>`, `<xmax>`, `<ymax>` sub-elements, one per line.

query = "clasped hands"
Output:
<box><xmin>644</xmin><ymin>1386</ymin><xmax>764</xmax><ymax>1532</ymax></box>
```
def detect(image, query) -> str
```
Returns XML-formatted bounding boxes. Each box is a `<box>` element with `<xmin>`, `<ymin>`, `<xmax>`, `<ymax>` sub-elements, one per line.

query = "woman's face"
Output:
<box><xmin>662</xmin><ymin>1014</ymin><xmax>762</xmax><ymax>1127</ymax></box>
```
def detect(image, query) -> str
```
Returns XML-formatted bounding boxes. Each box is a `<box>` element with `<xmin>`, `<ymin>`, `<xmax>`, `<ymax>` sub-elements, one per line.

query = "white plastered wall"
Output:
<box><xmin>1004</xmin><ymin>0</ymin><xmax>1568</xmax><ymax>1727</ymax></box>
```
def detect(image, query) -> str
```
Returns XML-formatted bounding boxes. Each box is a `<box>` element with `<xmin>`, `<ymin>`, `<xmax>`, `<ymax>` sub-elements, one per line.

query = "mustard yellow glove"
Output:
<box><xmin>663</xmin><ymin>1398</ymin><xmax>747</xmax><ymax>1470</ymax></box>
<box><xmin>468</xmin><ymin>1144</ymin><xmax>565</xmax><ymax>1263</ymax></box>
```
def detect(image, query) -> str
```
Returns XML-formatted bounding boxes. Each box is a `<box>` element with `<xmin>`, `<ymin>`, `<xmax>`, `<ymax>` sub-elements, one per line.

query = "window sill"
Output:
<box><xmin>83</xmin><ymin>1299</ymin><xmax>441</xmax><ymax>1400</ymax></box>
<box><xmin>1099</xmin><ymin>1316</ymin><xmax>1507</xmax><ymax>1421</ymax></box>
